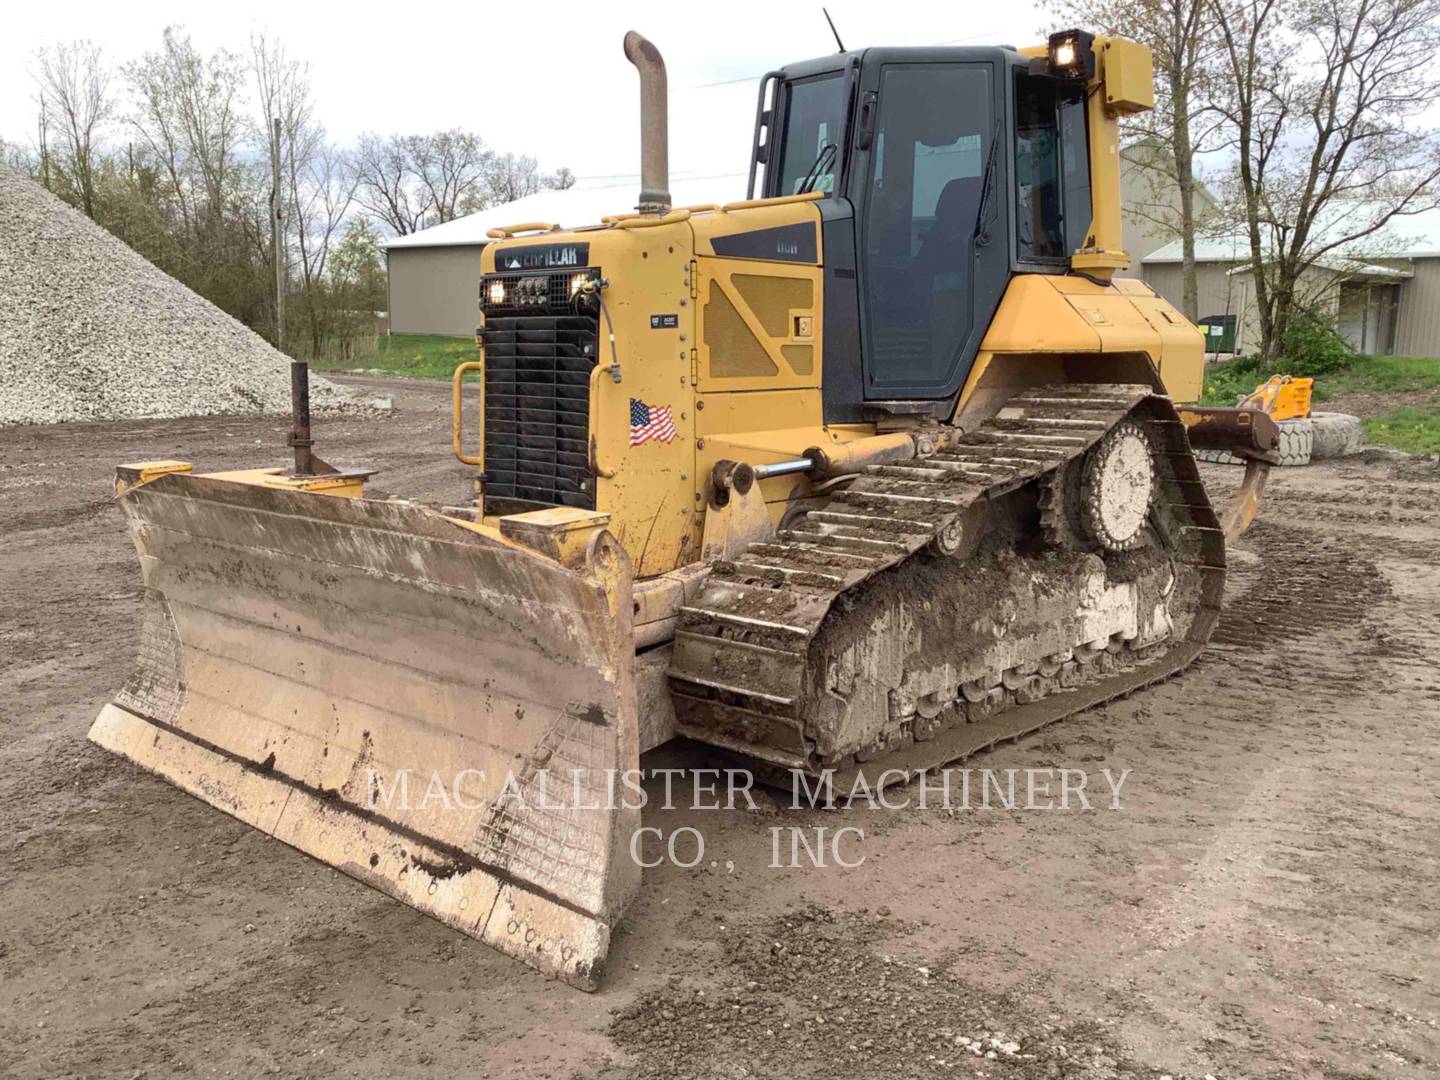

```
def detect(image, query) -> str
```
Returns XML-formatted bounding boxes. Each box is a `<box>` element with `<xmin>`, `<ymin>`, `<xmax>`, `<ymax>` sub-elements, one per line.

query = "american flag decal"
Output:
<box><xmin>629</xmin><ymin>398</ymin><xmax>677</xmax><ymax>446</ymax></box>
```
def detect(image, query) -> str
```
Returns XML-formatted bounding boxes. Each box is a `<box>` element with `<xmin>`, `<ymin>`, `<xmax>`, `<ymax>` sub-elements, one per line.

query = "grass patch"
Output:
<box><xmin>1201</xmin><ymin>353</ymin><xmax>1440</xmax><ymax>406</ymax></box>
<box><xmin>1363</xmin><ymin>405</ymin><xmax>1440</xmax><ymax>454</ymax></box>
<box><xmin>310</xmin><ymin>333</ymin><xmax>477</xmax><ymax>380</ymax></box>
<box><xmin>1324</xmin><ymin>355</ymin><xmax>1440</xmax><ymax>395</ymax></box>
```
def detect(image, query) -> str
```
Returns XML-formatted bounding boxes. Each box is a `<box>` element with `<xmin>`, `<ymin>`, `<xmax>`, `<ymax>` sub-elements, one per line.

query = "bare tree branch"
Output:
<box><xmin>32</xmin><ymin>40</ymin><xmax>113</xmax><ymax>219</ymax></box>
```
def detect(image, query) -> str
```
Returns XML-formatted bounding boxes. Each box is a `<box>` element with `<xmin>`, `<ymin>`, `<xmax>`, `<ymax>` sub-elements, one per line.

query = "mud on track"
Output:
<box><xmin>2</xmin><ymin>377</ymin><xmax>1437</xmax><ymax>1079</ymax></box>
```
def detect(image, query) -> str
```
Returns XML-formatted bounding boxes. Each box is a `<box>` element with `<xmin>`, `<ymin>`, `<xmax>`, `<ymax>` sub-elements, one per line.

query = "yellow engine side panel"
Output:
<box><xmin>689</xmin><ymin>196</ymin><xmax>841</xmax><ymax>541</ymax></box>
<box><xmin>691</xmin><ymin>198</ymin><xmax>825</xmax><ymax>394</ymax></box>
<box><xmin>694</xmin><ymin>258</ymin><xmax>822</xmax><ymax>392</ymax></box>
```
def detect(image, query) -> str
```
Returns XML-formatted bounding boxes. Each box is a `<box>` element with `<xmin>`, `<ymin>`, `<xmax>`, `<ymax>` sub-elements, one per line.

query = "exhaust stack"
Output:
<box><xmin>623</xmin><ymin>31</ymin><xmax>671</xmax><ymax>213</ymax></box>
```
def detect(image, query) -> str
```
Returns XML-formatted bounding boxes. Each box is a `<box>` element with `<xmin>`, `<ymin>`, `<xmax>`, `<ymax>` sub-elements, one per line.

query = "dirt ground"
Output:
<box><xmin>2</xmin><ymin>376</ymin><xmax>1438</xmax><ymax>1080</ymax></box>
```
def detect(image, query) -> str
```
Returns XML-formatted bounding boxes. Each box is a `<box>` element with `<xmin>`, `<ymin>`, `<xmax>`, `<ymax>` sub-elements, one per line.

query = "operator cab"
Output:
<box><xmin>748</xmin><ymin>35</ymin><xmax>1097</xmax><ymax>418</ymax></box>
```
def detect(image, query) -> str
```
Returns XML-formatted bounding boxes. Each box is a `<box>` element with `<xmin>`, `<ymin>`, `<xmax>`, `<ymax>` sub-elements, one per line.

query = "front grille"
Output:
<box><xmin>481</xmin><ymin>270</ymin><xmax>599</xmax><ymax>512</ymax></box>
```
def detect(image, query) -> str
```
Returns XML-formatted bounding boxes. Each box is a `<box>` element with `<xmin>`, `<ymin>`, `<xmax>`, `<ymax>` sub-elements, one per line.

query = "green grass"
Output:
<box><xmin>1322</xmin><ymin>354</ymin><xmax>1440</xmax><ymax>395</ymax></box>
<box><xmin>1201</xmin><ymin>353</ymin><xmax>1440</xmax><ymax>407</ymax></box>
<box><xmin>1363</xmin><ymin>405</ymin><xmax>1440</xmax><ymax>454</ymax></box>
<box><xmin>1200</xmin><ymin>352</ymin><xmax>1440</xmax><ymax>454</ymax></box>
<box><xmin>311</xmin><ymin>333</ymin><xmax>478</xmax><ymax>380</ymax></box>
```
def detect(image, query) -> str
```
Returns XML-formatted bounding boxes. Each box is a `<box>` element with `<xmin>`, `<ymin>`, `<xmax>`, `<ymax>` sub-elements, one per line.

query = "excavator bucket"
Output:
<box><xmin>89</xmin><ymin>467</ymin><xmax>640</xmax><ymax>989</ymax></box>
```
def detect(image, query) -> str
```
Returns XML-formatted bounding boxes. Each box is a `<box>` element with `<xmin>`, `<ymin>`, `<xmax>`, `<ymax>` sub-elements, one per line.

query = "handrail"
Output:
<box><xmin>602</xmin><ymin>204</ymin><xmax>717</xmax><ymax>226</ymax></box>
<box><xmin>587</xmin><ymin>363</ymin><xmax>618</xmax><ymax>478</ymax></box>
<box><xmin>746</xmin><ymin>70</ymin><xmax>782</xmax><ymax>199</ymax></box>
<box><xmin>721</xmin><ymin>191</ymin><xmax>826</xmax><ymax>213</ymax></box>
<box><xmin>451</xmin><ymin>361</ymin><xmax>484</xmax><ymax>466</ymax></box>
<box><xmin>484</xmin><ymin>222</ymin><xmax>561</xmax><ymax>239</ymax></box>
<box><xmin>612</xmin><ymin>208</ymin><xmax>692</xmax><ymax>230</ymax></box>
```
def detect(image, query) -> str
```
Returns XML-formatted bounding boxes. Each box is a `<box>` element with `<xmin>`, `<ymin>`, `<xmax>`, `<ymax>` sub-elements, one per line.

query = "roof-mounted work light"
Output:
<box><xmin>1048</xmin><ymin>29</ymin><xmax>1096</xmax><ymax>80</ymax></box>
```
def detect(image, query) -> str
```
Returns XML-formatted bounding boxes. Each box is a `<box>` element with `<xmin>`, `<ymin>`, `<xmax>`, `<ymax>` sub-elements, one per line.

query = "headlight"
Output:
<box><xmin>1047</xmin><ymin>29</ymin><xmax>1095</xmax><ymax>79</ymax></box>
<box><xmin>570</xmin><ymin>272</ymin><xmax>589</xmax><ymax>296</ymax></box>
<box><xmin>488</xmin><ymin>280</ymin><xmax>506</xmax><ymax>305</ymax></box>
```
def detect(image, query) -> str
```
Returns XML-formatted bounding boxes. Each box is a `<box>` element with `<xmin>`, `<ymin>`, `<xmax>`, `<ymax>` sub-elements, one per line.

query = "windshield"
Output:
<box><xmin>774</xmin><ymin>74</ymin><xmax>846</xmax><ymax>196</ymax></box>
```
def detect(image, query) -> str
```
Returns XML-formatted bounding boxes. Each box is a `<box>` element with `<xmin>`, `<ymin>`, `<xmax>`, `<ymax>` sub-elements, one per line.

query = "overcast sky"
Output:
<box><xmin>0</xmin><ymin>0</ymin><xmax>1047</xmax><ymax>188</ymax></box>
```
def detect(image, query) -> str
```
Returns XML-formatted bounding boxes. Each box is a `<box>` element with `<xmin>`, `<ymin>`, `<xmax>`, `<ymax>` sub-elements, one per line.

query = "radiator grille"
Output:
<box><xmin>482</xmin><ymin>276</ymin><xmax>599</xmax><ymax>511</ymax></box>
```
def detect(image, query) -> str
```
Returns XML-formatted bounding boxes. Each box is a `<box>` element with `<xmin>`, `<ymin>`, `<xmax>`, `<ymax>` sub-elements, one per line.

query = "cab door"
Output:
<box><xmin>849</xmin><ymin>58</ymin><xmax>1009</xmax><ymax>401</ymax></box>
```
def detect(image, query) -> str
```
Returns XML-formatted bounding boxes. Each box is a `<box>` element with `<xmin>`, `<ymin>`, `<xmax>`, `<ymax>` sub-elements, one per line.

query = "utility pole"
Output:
<box><xmin>270</xmin><ymin>117</ymin><xmax>285</xmax><ymax>351</ymax></box>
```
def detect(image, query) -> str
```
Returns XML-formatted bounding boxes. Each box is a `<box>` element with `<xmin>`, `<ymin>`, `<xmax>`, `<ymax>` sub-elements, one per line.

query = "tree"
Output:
<box><xmin>328</xmin><ymin>216</ymin><xmax>386</xmax><ymax>359</ymax></box>
<box><xmin>12</xmin><ymin>25</ymin><xmax>565</xmax><ymax>353</ymax></box>
<box><xmin>126</xmin><ymin>28</ymin><xmax>249</xmax><ymax>240</ymax></box>
<box><xmin>484</xmin><ymin>151</ymin><xmax>544</xmax><ymax>206</ymax></box>
<box><xmin>331</xmin><ymin>216</ymin><xmax>384</xmax><ymax>302</ymax></box>
<box><xmin>409</xmin><ymin>129</ymin><xmax>490</xmax><ymax>223</ymax></box>
<box><xmin>0</xmin><ymin>138</ymin><xmax>35</xmax><ymax>175</ymax></box>
<box><xmin>123</xmin><ymin>28</ymin><xmax>265</xmax><ymax>327</ymax></box>
<box><xmin>249</xmin><ymin>34</ymin><xmax>357</xmax><ymax>356</ymax></box>
<box><xmin>33</xmin><ymin>40</ymin><xmax>114</xmax><ymax>219</ymax></box>
<box><xmin>289</xmin><ymin>143</ymin><xmax>358</xmax><ymax>357</ymax></box>
<box><xmin>1211</xmin><ymin>0</ymin><xmax>1440</xmax><ymax>359</ymax></box>
<box><xmin>547</xmin><ymin>166</ymin><xmax>577</xmax><ymax>190</ymax></box>
<box><xmin>1042</xmin><ymin>0</ymin><xmax>1225</xmax><ymax>318</ymax></box>
<box><xmin>355</xmin><ymin>130</ymin><xmax>499</xmax><ymax>230</ymax></box>
<box><xmin>353</xmin><ymin>133</ymin><xmax>427</xmax><ymax>235</ymax></box>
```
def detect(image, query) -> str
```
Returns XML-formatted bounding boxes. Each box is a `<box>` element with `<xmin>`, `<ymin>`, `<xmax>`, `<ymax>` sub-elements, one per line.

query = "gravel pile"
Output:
<box><xmin>0</xmin><ymin>168</ymin><xmax>380</xmax><ymax>425</ymax></box>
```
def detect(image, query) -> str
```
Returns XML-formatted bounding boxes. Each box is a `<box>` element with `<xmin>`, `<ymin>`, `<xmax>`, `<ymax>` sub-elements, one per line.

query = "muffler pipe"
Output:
<box><xmin>623</xmin><ymin>31</ymin><xmax>671</xmax><ymax>213</ymax></box>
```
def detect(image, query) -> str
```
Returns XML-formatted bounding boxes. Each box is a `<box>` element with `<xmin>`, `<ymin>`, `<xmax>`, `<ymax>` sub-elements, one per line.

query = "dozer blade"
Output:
<box><xmin>89</xmin><ymin>472</ymin><xmax>640</xmax><ymax>990</ymax></box>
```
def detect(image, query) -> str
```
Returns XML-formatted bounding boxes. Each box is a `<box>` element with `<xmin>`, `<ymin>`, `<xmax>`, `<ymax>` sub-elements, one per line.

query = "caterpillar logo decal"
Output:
<box><xmin>498</xmin><ymin>242</ymin><xmax>590</xmax><ymax>270</ymax></box>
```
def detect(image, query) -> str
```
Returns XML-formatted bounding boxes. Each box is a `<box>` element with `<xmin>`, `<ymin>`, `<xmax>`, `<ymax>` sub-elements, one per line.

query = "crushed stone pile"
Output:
<box><xmin>0</xmin><ymin>168</ymin><xmax>383</xmax><ymax>425</ymax></box>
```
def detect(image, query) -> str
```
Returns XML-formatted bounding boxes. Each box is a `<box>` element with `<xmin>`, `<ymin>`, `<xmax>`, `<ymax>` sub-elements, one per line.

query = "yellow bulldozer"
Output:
<box><xmin>91</xmin><ymin>30</ymin><xmax>1277</xmax><ymax>989</ymax></box>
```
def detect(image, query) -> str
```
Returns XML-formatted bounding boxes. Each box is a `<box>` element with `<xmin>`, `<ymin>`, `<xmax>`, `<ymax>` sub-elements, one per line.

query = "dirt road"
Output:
<box><xmin>2</xmin><ymin>377</ymin><xmax>1437</xmax><ymax>1079</ymax></box>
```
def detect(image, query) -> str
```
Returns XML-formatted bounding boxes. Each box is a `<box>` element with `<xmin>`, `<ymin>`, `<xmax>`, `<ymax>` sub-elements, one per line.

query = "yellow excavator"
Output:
<box><xmin>91</xmin><ymin>30</ymin><xmax>1277</xmax><ymax>989</ymax></box>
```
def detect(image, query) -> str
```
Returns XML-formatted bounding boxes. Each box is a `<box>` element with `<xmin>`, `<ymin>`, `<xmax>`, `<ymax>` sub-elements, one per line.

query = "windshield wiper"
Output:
<box><xmin>973</xmin><ymin>119</ymin><xmax>1003</xmax><ymax>247</ymax></box>
<box><xmin>797</xmin><ymin>143</ymin><xmax>838</xmax><ymax>195</ymax></box>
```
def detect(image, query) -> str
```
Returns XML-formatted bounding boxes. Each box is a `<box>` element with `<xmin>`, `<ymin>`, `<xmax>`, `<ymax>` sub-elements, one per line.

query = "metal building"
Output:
<box><xmin>1142</xmin><ymin>206</ymin><xmax>1440</xmax><ymax>357</ymax></box>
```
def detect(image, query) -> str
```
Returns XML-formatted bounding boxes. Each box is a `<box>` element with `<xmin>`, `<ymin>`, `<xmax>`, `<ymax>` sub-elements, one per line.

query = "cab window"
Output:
<box><xmin>1015</xmin><ymin>73</ymin><xmax>1091</xmax><ymax>261</ymax></box>
<box><xmin>774</xmin><ymin>74</ymin><xmax>845</xmax><ymax>196</ymax></box>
